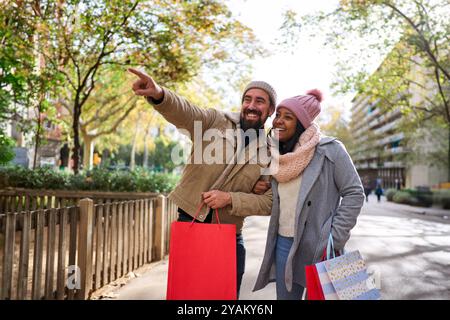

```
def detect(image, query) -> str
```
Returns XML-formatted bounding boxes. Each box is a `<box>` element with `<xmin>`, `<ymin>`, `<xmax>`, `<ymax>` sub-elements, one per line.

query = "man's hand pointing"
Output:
<box><xmin>128</xmin><ymin>68</ymin><xmax>164</xmax><ymax>101</ymax></box>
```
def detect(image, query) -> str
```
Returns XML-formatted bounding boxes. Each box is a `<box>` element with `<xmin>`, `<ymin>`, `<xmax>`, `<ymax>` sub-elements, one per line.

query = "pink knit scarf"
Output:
<box><xmin>272</xmin><ymin>123</ymin><xmax>321</xmax><ymax>183</ymax></box>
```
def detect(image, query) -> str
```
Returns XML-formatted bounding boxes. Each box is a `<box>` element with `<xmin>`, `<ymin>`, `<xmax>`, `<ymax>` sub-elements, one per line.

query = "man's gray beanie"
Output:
<box><xmin>242</xmin><ymin>81</ymin><xmax>277</xmax><ymax>107</ymax></box>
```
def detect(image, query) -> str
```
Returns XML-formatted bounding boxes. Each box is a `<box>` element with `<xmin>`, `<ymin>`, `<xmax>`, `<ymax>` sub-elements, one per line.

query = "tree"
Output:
<box><xmin>0</xmin><ymin>2</ymin><xmax>60</xmax><ymax>167</ymax></box>
<box><xmin>317</xmin><ymin>104</ymin><xmax>353</xmax><ymax>150</ymax></box>
<box><xmin>69</xmin><ymin>66</ymin><xmax>141</xmax><ymax>169</ymax></box>
<box><xmin>3</xmin><ymin>1</ymin><xmax>263</xmax><ymax>174</ymax></box>
<box><xmin>148</xmin><ymin>136</ymin><xmax>178</xmax><ymax>172</ymax></box>
<box><xmin>28</xmin><ymin>0</ymin><xmax>262</xmax><ymax>174</ymax></box>
<box><xmin>93</xmin><ymin>64</ymin><xmax>238</xmax><ymax>170</ymax></box>
<box><xmin>0</xmin><ymin>133</ymin><xmax>15</xmax><ymax>165</ymax></box>
<box><xmin>281</xmin><ymin>0</ymin><xmax>450</xmax><ymax>179</ymax></box>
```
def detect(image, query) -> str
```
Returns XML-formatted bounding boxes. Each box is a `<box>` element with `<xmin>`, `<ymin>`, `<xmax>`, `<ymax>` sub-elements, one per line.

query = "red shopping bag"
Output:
<box><xmin>305</xmin><ymin>264</ymin><xmax>325</xmax><ymax>300</ymax></box>
<box><xmin>166</xmin><ymin>204</ymin><xmax>237</xmax><ymax>300</ymax></box>
<box><xmin>305</xmin><ymin>249</ymin><xmax>327</xmax><ymax>300</ymax></box>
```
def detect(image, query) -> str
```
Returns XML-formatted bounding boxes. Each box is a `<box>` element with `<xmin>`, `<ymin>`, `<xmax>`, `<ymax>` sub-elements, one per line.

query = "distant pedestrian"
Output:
<box><xmin>375</xmin><ymin>184</ymin><xmax>383</xmax><ymax>202</ymax></box>
<box><xmin>363</xmin><ymin>178</ymin><xmax>372</xmax><ymax>202</ymax></box>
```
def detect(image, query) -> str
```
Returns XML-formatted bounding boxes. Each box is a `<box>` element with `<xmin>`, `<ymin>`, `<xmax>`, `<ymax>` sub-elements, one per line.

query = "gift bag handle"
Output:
<box><xmin>322</xmin><ymin>233</ymin><xmax>345</xmax><ymax>261</ymax></box>
<box><xmin>326</xmin><ymin>233</ymin><xmax>335</xmax><ymax>260</ymax></box>
<box><xmin>191</xmin><ymin>202</ymin><xmax>221</xmax><ymax>226</ymax></box>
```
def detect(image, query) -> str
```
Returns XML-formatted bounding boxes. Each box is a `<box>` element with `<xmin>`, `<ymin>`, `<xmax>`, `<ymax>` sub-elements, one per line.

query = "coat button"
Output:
<box><xmin>199</xmin><ymin>214</ymin><xmax>204</xmax><ymax>219</ymax></box>
<box><xmin>307</xmin><ymin>201</ymin><xmax>311</xmax><ymax>206</ymax></box>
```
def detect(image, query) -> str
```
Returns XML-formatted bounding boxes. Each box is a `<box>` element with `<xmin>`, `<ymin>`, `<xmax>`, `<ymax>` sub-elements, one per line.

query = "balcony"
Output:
<box><xmin>383</xmin><ymin>161</ymin><xmax>405</xmax><ymax>168</ymax></box>
<box><xmin>353</xmin><ymin>124</ymin><xmax>370</xmax><ymax>136</ymax></box>
<box><xmin>373</xmin><ymin>119</ymin><xmax>401</xmax><ymax>136</ymax></box>
<box><xmin>367</xmin><ymin>108</ymin><xmax>402</xmax><ymax>130</ymax></box>
<box><xmin>366</xmin><ymin>107</ymin><xmax>381</xmax><ymax>122</ymax></box>
<box><xmin>369</xmin><ymin>162</ymin><xmax>379</xmax><ymax>169</ymax></box>
<box><xmin>385</xmin><ymin>146</ymin><xmax>405</xmax><ymax>155</ymax></box>
<box><xmin>377</xmin><ymin>132</ymin><xmax>405</xmax><ymax>147</ymax></box>
<box><xmin>356</xmin><ymin>162</ymin><xmax>369</xmax><ymax>169</ymax></box>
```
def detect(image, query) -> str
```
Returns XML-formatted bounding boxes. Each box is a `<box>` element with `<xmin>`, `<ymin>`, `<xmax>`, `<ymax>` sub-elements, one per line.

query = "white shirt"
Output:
<box><xmin>278</xmin><ymin>174</ymin><xmax>302</xmax><ymax>237</ymax></box>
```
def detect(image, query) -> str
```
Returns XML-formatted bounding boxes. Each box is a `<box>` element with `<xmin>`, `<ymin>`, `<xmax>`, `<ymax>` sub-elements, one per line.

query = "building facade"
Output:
<box><xmin>349</xmin><ymin>84</ymin><xmax>448</xmax><ymax>190</ymax></box>
<box><xmin>350</xmin><ymin>94</ymin><xmax>407</xmax><ymax>189</ymax></box>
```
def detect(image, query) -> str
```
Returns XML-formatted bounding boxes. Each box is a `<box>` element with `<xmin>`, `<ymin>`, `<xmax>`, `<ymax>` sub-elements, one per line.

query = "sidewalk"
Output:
<box><xmin>365</xmin><ymin>194</ymin><xmax>450</xmax><ymax>220</ymax></box>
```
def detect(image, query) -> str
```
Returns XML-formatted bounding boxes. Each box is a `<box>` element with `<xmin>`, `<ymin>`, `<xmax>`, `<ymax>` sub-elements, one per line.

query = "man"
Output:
<box><xmin>128</xmin><ymin>68</ymin><xmax>275</xmax><ymax>297</ymax></box>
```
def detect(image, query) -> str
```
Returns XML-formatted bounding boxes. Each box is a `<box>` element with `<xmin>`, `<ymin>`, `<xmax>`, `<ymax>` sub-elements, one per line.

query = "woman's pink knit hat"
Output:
<box><xmin>276</xmin><ymin>89</ymin><xmax>323</xmax><ymax>128</ymax></box>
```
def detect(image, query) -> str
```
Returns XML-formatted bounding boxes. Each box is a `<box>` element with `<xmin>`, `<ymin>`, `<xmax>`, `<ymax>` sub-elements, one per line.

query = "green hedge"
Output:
<box><xmin>385</xmin><ymin>188</ymin><xmax>398</xmax><ymax>202</ymax></box>
<box><xmin>0</xmin><ymin>166</ymin><xmax>179</xmax><ymax>193</ymax></box>
<box><xmin>433</xmin><ymin>190</ymin><xmax>450</xmax><ymax>210</ymax></box>
<box><xmin>392</xmin><ymin>191</ymin><xmax>414</xmax><ymax>205</ymax></box>
<box><xmin>387</xmin><ymin>188</ymin><xmax>449</xmax><ymax>208</ymax></box>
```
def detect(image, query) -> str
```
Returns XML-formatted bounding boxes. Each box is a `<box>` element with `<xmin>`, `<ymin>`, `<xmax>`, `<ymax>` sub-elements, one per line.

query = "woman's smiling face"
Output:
<box><xmin>272</xmin><ymin>107</ymin><xmax>298</xmax><ymax>142</ymax></box>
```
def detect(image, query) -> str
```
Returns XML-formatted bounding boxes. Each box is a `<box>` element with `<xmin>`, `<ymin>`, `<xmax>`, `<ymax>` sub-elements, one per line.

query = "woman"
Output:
<box><xmin>253</xmin><ymin>89</ymin><xmax>365</xmax><ymax>300</ymax></box>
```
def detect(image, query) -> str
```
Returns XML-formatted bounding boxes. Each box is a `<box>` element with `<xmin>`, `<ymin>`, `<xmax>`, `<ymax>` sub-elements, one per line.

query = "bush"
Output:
<box><xmin>385</xmin><ymin>188</ymin><xmax>398</xmax><ymax>202</ymax></box>
<box><xmin>0</xmin><ymin>134</ymin><xmax>15</xmax><ymax>165</ymax></box>
<box><xmin>110</xmin><ymin>171</ymin><xmax>138</xmax><ymax>192</ymax></box>
<box><xmin>393</xmin><ymin>191</ymin><xmax>415</xmax><ymax>205</ymax></box>
<box><xmin>0</xmin><ymin>165</ymin><xmax>179</xmax><ymax>193</ymax></box>
<box><xmin>404</xmin><ymin>188</ymin><xmax>433</xmax><ymax>207</ymax></box>
<box><xmin>433</xmin><ymin>190</ymin><xmax>450</xmax><ymax>209</ymax></box>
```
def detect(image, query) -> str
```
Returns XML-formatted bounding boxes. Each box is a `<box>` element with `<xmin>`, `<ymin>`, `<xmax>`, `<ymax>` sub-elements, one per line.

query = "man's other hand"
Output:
<box><xmin>202</xmin><ymin>190</ymin><xmax>232</xmax><ymax>209</ymax></box>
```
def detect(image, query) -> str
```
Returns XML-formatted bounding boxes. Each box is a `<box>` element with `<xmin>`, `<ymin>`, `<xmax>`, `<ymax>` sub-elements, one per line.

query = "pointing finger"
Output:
<box><xmin>135</xmin><ymin>89</ymin><xmax>150</xmax><ymax>96</ymax></box>
<box><xmin>128</xmin><ymin>68</ymin><xmax>148</xmax><ymax>80</ymax></box>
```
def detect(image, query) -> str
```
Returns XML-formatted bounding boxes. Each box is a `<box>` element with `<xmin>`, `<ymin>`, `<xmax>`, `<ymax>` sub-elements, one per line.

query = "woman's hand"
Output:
<box><xmin>252</xmin><ymin>180</ymin><xmax>271</xmax><ymax>195</ymax></box>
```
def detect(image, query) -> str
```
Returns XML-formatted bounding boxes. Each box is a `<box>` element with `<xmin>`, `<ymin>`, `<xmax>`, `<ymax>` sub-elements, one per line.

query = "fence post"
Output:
<box><xmin>76</xmin><ymin>198</ymin><xmax>94</xmax><ymax>300</ymax></box>
<box><xmin>153</xmin><ymin>195</ymin><xmax>166</xmax><ymax>261</ymax></box>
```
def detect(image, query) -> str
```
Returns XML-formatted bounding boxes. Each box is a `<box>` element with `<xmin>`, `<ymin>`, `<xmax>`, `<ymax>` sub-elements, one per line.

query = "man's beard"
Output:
<box><xmin>240</xmin><ymin>110</ymin><xmax>265</xmax><ymax>131</ymax></box>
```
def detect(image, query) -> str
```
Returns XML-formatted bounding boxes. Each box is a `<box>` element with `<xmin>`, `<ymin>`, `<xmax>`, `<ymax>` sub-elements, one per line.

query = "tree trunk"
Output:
<box><xmin>444</xmin><ymin>112</ymin><xmax>450</xmax><ymax>182</ymax></box>
<box><xmin>72</xmin><ymin>104</ymin><xmax>81</xmax><ymax>174</ymax></box>
<box><xmin>83</xmin><ymin>135</ymin><xmax>94</xmax><ymax>170</ymax></box>
<box><xmin>143</xmin><ymin>134</ymin><xmax>149</xmax><ymax>169</ymax></box>
<box><xmin>130</xmin><ymin>115</ymin><xmax>141</xmax><ymax>171</ymax></box>
<box><xmin>32</xmin><ymin>110</ymin><xmax>42</xmax><ymax>169</ymax></box>
<box><xmin>143</xmin><ymin>126</ymin><xmax>151</xmax><ymax>168</ymax></box>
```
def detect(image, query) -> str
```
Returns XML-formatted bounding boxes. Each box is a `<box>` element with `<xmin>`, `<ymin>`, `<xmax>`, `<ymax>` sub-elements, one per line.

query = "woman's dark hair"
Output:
<box><xmin>278</xmin><ymin>121</ymin><xmax>306</xmax><ymax>155</ymax></box>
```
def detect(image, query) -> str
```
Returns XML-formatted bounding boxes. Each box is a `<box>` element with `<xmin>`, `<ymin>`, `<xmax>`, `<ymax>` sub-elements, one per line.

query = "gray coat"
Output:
<box><xmin>253</xmin><ymin>137</ymin><xmax>365</xmax><ymax>292</ymax></box>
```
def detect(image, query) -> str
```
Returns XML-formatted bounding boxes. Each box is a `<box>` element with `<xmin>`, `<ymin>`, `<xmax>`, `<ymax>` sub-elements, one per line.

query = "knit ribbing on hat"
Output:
<box><xmin>242</xmin><ymin>81</ymin><xmax>277</xmax><ymax>107</ymax></box>
<box><xmin>276</xmin><ymin>91</ymin><xmax>322</xmax><ymax>129</ymax></box>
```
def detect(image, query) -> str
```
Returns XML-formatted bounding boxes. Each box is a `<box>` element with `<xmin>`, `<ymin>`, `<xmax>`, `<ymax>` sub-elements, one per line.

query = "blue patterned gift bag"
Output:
<box><xmin>315</xmin><ymin>234</ymin><xmax>381</xmax><ymax>300</ymax></box>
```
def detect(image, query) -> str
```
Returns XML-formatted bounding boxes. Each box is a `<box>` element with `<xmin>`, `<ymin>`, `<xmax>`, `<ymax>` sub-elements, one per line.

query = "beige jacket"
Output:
<box><xmin>149</xmin><ymin>88</ymin><xmax>272</xmax><ymax>233</ymax></box>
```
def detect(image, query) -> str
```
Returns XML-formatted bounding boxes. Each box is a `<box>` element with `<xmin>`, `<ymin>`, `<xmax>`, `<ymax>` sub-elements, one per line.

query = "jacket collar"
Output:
<box><xmin>316</xmin><ymin>136</ymin><xmax>338</xmax><ymax>163</ymax></box>
<box><xmin>319</xmin><ymin>136</ymin><xmax>337</xmax><ymax>145</ymax></box>
<box><xmin>224</xmin><ymin>111</ymin><xmax>241</xmax><ymax>125</ymax></box>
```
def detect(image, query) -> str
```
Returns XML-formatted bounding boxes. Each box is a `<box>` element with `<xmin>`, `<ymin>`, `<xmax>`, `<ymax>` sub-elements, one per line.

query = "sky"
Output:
<box><xmin>225</xmin><ymin>0</ymin><xmax>379</xmax><ymax>121</ymax></box>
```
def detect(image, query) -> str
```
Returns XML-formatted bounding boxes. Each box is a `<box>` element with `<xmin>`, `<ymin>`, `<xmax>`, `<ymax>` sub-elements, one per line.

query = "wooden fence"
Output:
<box><xmin>0</xmin><ymin>189</ymin><xmax>178</xmax><ymax>300</ymax></box>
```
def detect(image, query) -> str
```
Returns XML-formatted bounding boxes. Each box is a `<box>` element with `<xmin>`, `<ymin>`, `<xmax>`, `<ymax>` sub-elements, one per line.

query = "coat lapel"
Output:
<box><xmin>294</xmin><ymin>151</ymin><xmax>325</xmax><ymax>228</ymax></box>
<box><xmin>293</xmin><ymin>137</ymin><xmax>335</xmax><ymax>221</ymax></box>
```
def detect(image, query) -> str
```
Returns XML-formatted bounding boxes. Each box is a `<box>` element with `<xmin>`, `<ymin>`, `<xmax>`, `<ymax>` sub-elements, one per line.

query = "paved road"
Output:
<box><xmin>347</xmin><ymin>196</ymin><xmax>450</xmax><ymax>300</ymax></box>
<box><xmin>107</xmin><ymin>195</ymin><xmax>450</xmax><ymax>300</ymax></box>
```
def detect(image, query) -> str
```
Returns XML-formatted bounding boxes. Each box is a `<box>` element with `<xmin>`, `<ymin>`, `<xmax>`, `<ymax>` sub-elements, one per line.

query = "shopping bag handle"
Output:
<box><xmin>322</xmin><ymin>233</ymin><xmax>345</xmax><ymax>261</ymax></box>
<box><xmin>326</xmin><ymin>233</ymin><xmax>335</xmax><ymax>260</ymax></box>
<box><xmin>191</xmin><ymin>202</ymin><xmax>221</xmax><ymax>226</ymax></box>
